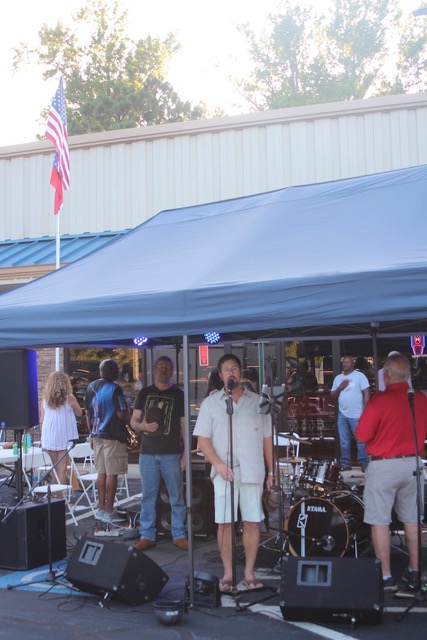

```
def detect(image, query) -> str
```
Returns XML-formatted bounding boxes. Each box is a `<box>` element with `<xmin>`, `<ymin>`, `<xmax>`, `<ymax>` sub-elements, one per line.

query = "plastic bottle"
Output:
<box><xmin>12</xmin><ymin>443</ymin><xmax>18</xmax><ymax>455</ymax></box>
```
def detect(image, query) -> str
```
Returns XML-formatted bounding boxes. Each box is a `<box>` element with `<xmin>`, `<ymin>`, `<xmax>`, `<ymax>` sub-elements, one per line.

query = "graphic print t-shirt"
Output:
<box><xmin>134</xmin><ymin>384</ymin><xmax>184</xmax><ymax>455</ymax></box>
<box><xmin>85</xmin><ymin>378</ymin><xmax>128</xmax><ymax>443</ymax></box>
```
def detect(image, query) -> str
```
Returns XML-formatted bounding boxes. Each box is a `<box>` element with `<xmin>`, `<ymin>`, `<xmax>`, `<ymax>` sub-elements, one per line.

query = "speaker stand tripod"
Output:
<box><xmin>4</xmin><ymin>442</ymin><xmax>76</xmax><ymax>592</ymax></box>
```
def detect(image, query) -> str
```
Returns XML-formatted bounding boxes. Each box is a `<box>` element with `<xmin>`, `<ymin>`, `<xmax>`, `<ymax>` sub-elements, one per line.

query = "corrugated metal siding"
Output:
<box><xmin>0</xmin><ymin>231</ymin><xmax>127</xmax><ymax>268</ymax></box>
<box><xmin>1</xmin><ymin>93</ymin><xmax>427</xmax><ymax>241</ymax></box>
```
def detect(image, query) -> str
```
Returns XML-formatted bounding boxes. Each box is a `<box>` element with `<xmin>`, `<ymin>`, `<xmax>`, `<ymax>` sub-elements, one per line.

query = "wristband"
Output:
<box><xmin>267</xmin><ymin>471</ymin><xmax>274</xmax><ymax>477</ymax></box>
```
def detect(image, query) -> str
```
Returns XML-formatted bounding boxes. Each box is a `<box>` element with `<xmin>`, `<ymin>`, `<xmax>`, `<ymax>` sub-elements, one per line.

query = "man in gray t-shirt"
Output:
<box><xmin>330</xmin><ymin>355</ymin><xmax>370</xmax><ymax>471</ymax></box>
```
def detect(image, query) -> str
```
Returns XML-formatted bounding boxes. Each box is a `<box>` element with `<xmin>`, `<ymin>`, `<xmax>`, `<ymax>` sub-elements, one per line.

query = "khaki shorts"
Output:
<box><xmin>92</xmin><ymin>437</ymin><xmax>128</xmax><ymax>476</ymax></box>
<box><xmin>363</xmin><ymin>457</ymin><xmax>424</xmax><ymax>525</ymax></box>
<box><xmin>213</xmin><ymin>466</ymin><xmax>264</xmax><ymax>524</ymax></box>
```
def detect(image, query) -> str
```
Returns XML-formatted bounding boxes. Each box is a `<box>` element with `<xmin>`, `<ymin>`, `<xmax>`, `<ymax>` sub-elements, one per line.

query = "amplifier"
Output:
<box><xmin>189</xmin><ymin>456</ymin><xmax>211</xmax><ymax>481</ymax></box>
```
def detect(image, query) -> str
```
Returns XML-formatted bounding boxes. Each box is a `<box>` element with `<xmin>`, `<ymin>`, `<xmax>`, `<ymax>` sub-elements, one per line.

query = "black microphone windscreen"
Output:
<box><xmin>227</xmin><ymin>378</ymin><xmax>235</xmax><ymax>392</ymax></box>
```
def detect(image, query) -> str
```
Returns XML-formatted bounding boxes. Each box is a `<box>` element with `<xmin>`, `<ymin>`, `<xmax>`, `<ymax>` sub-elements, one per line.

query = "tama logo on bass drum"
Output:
<box><xmin>307</xmin><ymin>505</ymin><xmax>327</xmax><ymax>513</ymax></box>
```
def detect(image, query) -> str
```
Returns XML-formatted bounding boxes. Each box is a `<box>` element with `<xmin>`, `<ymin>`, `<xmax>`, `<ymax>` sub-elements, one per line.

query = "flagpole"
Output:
<box><xmin>55</xmin><ymin>211</ymin><xmax>61</xmax><ymax>371</ymax></box>
<box><xmin>46</xmin><ymin>75</ymin><xmax>70</xmax><ymax>373</ymax></box>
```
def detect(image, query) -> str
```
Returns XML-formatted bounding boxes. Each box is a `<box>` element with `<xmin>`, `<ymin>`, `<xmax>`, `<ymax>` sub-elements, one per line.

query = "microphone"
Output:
<box><xmin>408</xmin><ymin>387</ymin><xmax>415</xmax><ymax>409</ymax></box>
<box><xmin>227</xmin><ymin>378</ymin><xmax>235</xmax><ymax>394</ymax></box>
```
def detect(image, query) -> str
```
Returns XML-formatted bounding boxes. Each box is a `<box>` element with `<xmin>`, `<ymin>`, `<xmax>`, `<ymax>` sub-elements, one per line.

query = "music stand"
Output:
<box><xmin>259</xmin><ymin>385</ymin><xmax>287</xmax><ymax>550</ymax></box>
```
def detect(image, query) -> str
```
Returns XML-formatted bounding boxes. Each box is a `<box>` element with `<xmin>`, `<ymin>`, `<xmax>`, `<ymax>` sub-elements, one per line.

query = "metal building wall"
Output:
<box><xmin>1</xmin><ymin>92</ymin><xmax>427</xmax><ymax>241</ymax></box>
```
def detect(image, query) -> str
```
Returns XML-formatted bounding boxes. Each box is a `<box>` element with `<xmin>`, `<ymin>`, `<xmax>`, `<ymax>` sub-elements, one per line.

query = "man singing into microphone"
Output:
<box><xmin>194</xmin><ymin>354</ymin><xmax>274</xmax><ymax>592</ymax></box>
<box><xmin>356</xmin><ymin>352</ymin><xmax>427</xmax><ymax>592</ymax></box>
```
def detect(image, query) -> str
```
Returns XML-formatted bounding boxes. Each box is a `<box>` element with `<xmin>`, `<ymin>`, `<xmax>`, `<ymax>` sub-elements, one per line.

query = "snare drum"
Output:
<box><xmin>300</xmin><ymin>458</ymin><xmax>340</xmax><ymax>491</ymax></box>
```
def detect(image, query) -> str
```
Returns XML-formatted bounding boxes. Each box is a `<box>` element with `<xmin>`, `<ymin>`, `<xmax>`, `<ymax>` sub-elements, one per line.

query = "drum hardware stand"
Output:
<box><xmin>396</xmin><ymin>390</ymin><xmax>426</xmax><ymax>620</ymax></box>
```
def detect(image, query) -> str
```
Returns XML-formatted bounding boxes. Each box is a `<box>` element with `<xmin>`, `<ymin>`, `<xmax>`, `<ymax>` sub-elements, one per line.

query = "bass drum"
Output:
<box><xmin>285</xmin><ymin>490</ymin><xmax>369</xmax><ymax>558</ymax></box>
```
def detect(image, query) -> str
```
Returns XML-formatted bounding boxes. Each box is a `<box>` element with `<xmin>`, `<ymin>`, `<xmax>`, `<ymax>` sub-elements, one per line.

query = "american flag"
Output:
<box><xmin>45</xmin><ymin>76</ymin><xmax>70</xmax><ymax>214</ymax></box>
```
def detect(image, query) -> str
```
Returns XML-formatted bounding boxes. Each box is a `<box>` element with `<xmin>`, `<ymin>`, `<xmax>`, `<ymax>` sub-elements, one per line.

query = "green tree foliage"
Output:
<box><xmin>13</xmin><ymin>0</ymin><xmax>205</xmax><ymax>134</ymax></box>
<box><xmin>237</xmin><ymin>0</ymin><xmax>427</xmax><ymax>110</ymax></box>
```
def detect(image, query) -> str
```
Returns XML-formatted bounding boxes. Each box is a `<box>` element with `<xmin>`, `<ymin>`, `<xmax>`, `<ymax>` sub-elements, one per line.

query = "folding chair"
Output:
<box><xmin>31</xmin><ymin>451</ymin><xmax>78</xmax><ymax>526</ymax></box>
<box><xmin>68</xmin><ymin>442</ymin><xmax>98</xmax><ymax>517</ymax></box>
<box><xmin>116</xmin><ymin>473</ymin><xmax>130</xmax><ymax>500</ymax></box>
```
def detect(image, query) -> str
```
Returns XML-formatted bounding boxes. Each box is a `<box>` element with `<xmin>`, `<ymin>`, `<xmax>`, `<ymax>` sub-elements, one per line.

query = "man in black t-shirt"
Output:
<box><xmin>131</xmin><ymin>356</ymin><xmax>188</xmax><ymax>551</ymax></box>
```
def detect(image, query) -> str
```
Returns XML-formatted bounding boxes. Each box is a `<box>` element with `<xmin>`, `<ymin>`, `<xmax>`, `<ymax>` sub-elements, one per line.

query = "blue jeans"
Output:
<box><xmin>139</xmin><ymin>453</ymin><xmax>187</xmax><ymax>541</ymax></box>
<box><xmin>337</xmin><ymin>412</ymin><xmax>368</xmax><ymax>469</ymax></box>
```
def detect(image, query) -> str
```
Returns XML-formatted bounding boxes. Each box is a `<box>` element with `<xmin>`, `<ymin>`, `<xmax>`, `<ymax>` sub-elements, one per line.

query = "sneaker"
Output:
<box><xmin>401</xmin><ymin>568</ymin><xmax>419</xmax><ymax>591</ymax></box>
<box><xmin>133</xmin><ymin>538</ymin><xmax>156</xmax><ymax>551</ymax></box>
<box><xmin>101</xmin><ymin>511</ymin><xmax>126</xmax><ymax>524</ymax></box>
<box><xmin>173</xmin><ymin>538</ymin><xmax>189</xmax><ymax>550</ymax></box>
<box><xmin>383</xmin><ymin>577</ymin><xmax>398</xmax><ymax>593</ymax></box>
<box><xmin>340</xmin><ymin>466</ymin><xmax>352</xmax><ymax>472</ymax></box>
<box><xmin>94</xmin><ymin>509</ymin><xmax>105</xmax><ymax>520</ymax></box>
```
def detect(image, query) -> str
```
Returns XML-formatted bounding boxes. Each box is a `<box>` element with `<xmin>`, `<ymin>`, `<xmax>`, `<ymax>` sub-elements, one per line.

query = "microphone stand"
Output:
<box><xmin>397</xmin><ymin>390</ymin><xmax>426</xmax><ymax>620</ymax></box>
<box><xmin>225</xmin><ymin>381</ymin><xmax>238</xmax><ymax>594</ymax></box>
<box><xmin>3</xmin><ymin>441</ymin><xmax>77</xmax><ymax>590</ymax></box>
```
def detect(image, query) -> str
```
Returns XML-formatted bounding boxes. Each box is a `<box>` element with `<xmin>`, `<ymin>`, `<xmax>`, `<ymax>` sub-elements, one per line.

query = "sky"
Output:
<box><xmin>0</xmin><ymin>0</ymin><xmax>423</xmax><ymax>147</ymax></box>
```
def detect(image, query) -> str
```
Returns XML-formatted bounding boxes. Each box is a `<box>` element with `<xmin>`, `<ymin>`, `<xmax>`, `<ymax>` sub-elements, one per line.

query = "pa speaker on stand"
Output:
<box><xmin>0</xmin><ymin>349</ymin><xmax>39</xmax><ymax>428</ymax></box>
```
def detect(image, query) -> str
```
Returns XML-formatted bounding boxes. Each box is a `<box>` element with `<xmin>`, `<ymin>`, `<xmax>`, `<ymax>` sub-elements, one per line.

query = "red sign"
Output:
<box><xmin>199</xmin><ymin>345</ymin><xmax>209</xmax><ymax>366</ymax></box>
<box><xmin>410</xmin><ymin>335</ymin><xmax>425</xmax><ymax>356</ymax></box>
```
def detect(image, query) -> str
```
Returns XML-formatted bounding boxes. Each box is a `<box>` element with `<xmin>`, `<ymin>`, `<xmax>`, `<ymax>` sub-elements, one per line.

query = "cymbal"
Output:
<box><xmin>277</xmin><ymin>432</ymin><xmax>312</xmax><ymax>445</ymax></box>
<box><xmin>279</xmin><ymin>457</ymin><xmax>306</xmax><ymax>464</ymax></box>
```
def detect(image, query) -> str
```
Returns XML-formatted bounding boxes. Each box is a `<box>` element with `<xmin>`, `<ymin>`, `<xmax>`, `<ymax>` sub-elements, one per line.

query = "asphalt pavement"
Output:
<box><xmin>0</xmin><ymin>464</ymin><xmax>426</xmax><ymax>640</ymax></box>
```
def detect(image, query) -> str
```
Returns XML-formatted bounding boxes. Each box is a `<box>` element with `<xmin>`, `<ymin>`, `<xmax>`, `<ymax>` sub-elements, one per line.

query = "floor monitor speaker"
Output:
<box><xmin>280</xmin><ymin>556</ymin><xmax>383</xmax><ymax>625</ymax></box>
<box><xmin>65</xmin><ymin>537</ymin><xmax>169</xmax><ymax>604</ymax></box>
<box><xmin>0</xmin><ymin>349</ymin><xmax>39</xmax><ymax>428</ymax></box>
<box><xmin>0</xmin><ymin>500</ymin><xmax>66</xmax><ymax>570</ymax></box>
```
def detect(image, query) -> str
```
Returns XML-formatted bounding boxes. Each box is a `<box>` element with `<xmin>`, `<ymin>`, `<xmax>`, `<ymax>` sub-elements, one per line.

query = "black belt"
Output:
<box><xmin>369</xmin><ymin>455</ymin><xmax>416</xmax><ymax>461</ymax></box>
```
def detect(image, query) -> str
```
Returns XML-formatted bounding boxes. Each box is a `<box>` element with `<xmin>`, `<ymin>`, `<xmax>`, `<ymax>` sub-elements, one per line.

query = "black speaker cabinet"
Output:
<box><xmin>0</xmin><ymin>500</ymin><xmax>66</xmax><ymax>570</ymax></box>
<box><xmin>65</xmin><ymin>537</ymin><xmax>169</xmax><ymax>604</ymax></box>
<box><xmin>280</xmin><ymin>556</ymin><xmax>383</xmax><ymax>625</ymax></box>
<box><xmin>156</xmin><ymin>478</ymin><xmax>216</xmax><ymax>539</ymax></box>
<box><xmin>0</xmin><ymin>349</ymin><xmax>39</xmax><ymax>428</ymax></box>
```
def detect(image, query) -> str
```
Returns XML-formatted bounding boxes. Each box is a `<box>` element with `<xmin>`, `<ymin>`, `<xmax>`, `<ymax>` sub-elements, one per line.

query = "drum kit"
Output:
<box><xmin>270</xmin><ymin>432</ymin><xmax>371</xmax><ymax>559</ymax></box>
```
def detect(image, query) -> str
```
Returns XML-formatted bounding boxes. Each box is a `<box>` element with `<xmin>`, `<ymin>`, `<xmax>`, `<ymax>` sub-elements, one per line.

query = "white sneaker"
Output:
<box><xmin>101</xmin><ymin>511</ymin><xmax>126</xmax><ymax>524</ymax></box>
<box><xmin>95</xmin><ymin>509</ymin><xmax>106</xmax><ymax>520</ymax></box>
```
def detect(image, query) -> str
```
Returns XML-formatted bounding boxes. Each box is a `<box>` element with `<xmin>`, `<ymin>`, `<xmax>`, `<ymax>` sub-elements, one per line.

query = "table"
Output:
<box><xmin>0</xmin><ymin>447</ymin><xmax>51</xmax><ymax>492</ymax></box>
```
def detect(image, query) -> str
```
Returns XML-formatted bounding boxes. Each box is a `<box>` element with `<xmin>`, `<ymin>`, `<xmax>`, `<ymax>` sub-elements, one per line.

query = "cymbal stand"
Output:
<box><xmin>259</xmin><ymin>385</ymin><xmax>287</xmax><ymax>555</ymax></box>
<box><xmin>396</xmin><ymin>392</ymin><xmax>426</xmax><ymax>621</ymax></box>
